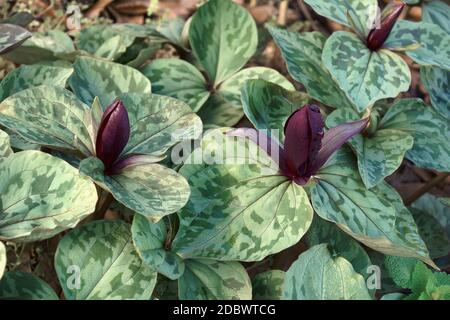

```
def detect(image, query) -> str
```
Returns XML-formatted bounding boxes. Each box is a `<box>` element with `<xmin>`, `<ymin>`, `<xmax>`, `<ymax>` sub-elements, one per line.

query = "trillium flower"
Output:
<box><xmin>228</xmin><ymin>105</ymin><xmax>369</xmax><ymax>185</ymax></box>
<box><xmin>95</xmin><ymin>99</ymin><xmax>161</xmax><ymax>175</ymax></box>
<box><xmin>367</xmin><ymin>2</ymin><xmax>405</xmax><ymax>51</ymax></box>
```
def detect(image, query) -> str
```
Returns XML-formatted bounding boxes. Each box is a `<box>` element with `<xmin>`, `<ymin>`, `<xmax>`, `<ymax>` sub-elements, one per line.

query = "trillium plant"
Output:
<box><xmin>0</xmin><ymin>0</ymin><xmax>449</xmax><ymax>302</ymax></box>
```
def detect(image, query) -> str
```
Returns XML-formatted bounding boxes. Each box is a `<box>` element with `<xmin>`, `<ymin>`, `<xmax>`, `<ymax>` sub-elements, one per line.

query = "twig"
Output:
<box><xmin>404</xmin><ymin>172</ymin><xmax>450</xmax><ymax>206</ymax></box>
<box><xmin>85</xmin><ymin>0</ymin><xmax>114</xmax><ymax>18</ymax></box>
<box><xmin>277</xmin><ymin>0</ymin><xmax>289</xmax><ymax>26</ymax></box>
<box><xmin>297</xmin><ymin>0</ymin><xmax>329</xmax><ymax>35</ymax></box>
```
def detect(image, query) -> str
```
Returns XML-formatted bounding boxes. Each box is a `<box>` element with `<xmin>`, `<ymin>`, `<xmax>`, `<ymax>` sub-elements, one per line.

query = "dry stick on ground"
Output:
<box><xmin>404</xmin><ymin>172</ymin><xmax>450</xmax><ymax>206</ymax></box>
<box><xmin>277</xmin><ymin>0</ymin><xmax>289</xmax><ymax>26</ymax></box>
<box><xmin>297</xmin><ymin>0</ymin><xmax>330</xmax><ymax>35</ymax></box>
<box><xmin>85</xmin><ymin>0</ymin><xmax>114</xmax><ymax>18</ymax></box>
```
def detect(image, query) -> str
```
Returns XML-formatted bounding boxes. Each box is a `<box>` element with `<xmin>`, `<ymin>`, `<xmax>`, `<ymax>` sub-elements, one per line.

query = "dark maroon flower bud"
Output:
<box><xmin>95</xmin><ymin>99</ymin><xmax>130</xmax><ymax>173</ymax></box>
<box><xmin>367</xmin><ymin>2</ymin><xmax>405</xmax><ymax>51</ymax></box>
<box><xmin>228</xmin><ymin>105</ymin><xmax>369</xmax><ymax>186</ymax></box>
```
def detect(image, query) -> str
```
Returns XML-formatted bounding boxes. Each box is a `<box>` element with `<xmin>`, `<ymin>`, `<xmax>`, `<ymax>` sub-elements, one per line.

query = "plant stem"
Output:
<box><xmin>404</xmin><ymin>172</ymin><xmax>450</xmax><ymax>206</ymax></box>
<box><xmin>94</xmin><ymin>192</ymin><xmax>114</xmax><ymax>220</ymax></box>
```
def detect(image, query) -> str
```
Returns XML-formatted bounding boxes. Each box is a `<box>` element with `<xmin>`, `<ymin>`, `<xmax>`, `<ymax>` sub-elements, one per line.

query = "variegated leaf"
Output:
<box><xmin>322</xmin><ymin>31</ymin><xmax>411</xmax><ymax>112</ymax></box>
<box><xmin>267</xmin><ymin>26</ymin><xmax>354</xmax><ymax>110</ymax></box>
<box><xmin>423</xmin><ymin>0</ymin><xmax>450</xmax><ymax>31</ymax></box>
<box><xmin>0</xmin><ymin>64</ymin><xmax>73</xmax><ymax>101</ymax></box>
<box><xmin>77</xmin><ymin>24</ymin><xmax>153</xmax><ymax>61</ymax></box>
<box><xmin>0</xmin><ymin>129</ymin><xmax>12</xmax><ymax>158</ymax></box>
<box><xmin>307</xmin><ymin>216</ymin><xmax>373</xmax><ymax>290</ymax></box>
<box><xmin>141</xmin><ymin>59</ymin><xmax>210</xmax><ymax>112</ymax></box>
<box><xmin>0</xmin><ymin>242</ymin><xmax>5</xmax><ymax>280</ymax></box>
<box><xmin>172</xmin><ymin>129</ymin><xmax>313</xmax><ymax>261</ymax></box>
<box><xmin>197</xmin><ymin>94</ymin><xmax>245</xmax><ymax>128</ymax></box>
<box><xmin>283</xmin><ymin>244</ymin><xmax>372</xmax><ymax>300</ymax></box>
<box><xmin>421</xmin><ymin>66</ymin><xmax>450</xmax><ymax>120</ymax></box>
<box><xmin>304</xmin><ymin>0</ymin><xmax>378</xmax><ymax>35</ymax></box>
<box><xmin>310</xmin><ymin>148</ymin><xmax>434</xmax><ymax>266</ymax></box>
<box><xmin>0</xmin><ymin>24</ymin><xmax>32</xmax><ymax>54</ymax></box>
<box><xmin>412</xmin><ymin>194</ymin><xmax>450</xmax><ymax>239</ymax></box>
<box><xmin>0</xmin><ymin>85</ymin><xmax>95</xmax><ymax>156</ymax></box>
<box><xmin>218</xmin><ymin>67</ymin><xmax>294</xmax><ymax>108</ymax></box>
<box><xmin>380</xmin><ymin>98</ymin><xmax>450</xmax><ymax>172</ymax></box>
<box><xmin>326</xmin><ymin>108</ymin><xmax>414</xmax><ymax>188</ymax></box>
<box><xmin>241</xmin><ymin>79</ymin><xmax>309</xmax><ymax>142</ymax></box>
<box><xmin>0</xmin><ymin>272</ymin><xmax>58</xmax><ymax>300</ymax></box>
<box><xmin>131</xmin><ymin>214</ymin><xmax>185</xmax><ymax>280</ymax></box>
<box><xmin>411</xmin><ymin>209</ymin><xmax>450</xmax><ymax>259</ymax></box>
<box><xmin>0</xmin><ymin>151</ymin><xmax>97</xmax><ymax>242</ymax></box>
<box><xmin>189</xmin><ymin>0</ymin><xmax>257</xmax><ymax>85</ymax></box>
<box><xmin>151</xmin><ymin>17</ymin><xmax>188</xmax><ymax>49</ymax></box>
<box><xmin>69</xmin><ymin>56</ymin><xmax>152</xmax><ymax>107</ymax></box>
<box><xmin>178</xmin><ymin>259</ymin><xmax>252</xmax><ymax>300</ymax></box>
<box><xmin>3</xmin><ymin>30</ymin><xmax>75</xmax><ymax>64</ymax></box>
<box><xmin>79</xmin><ymin>157</ymin><xmax>190</xmax><ymax>222</ymax></box>
<box><xmin>252</xmin><ymin>270</ymin><xmax>285</xmax><ymax>300</ymax></box>
<box><xmin>386</xmin><ymin>20</ymin><xmax>450</xmax><ymax>70</ymax></box>
<box><xmin>119</xmin><ymin>93</ymin><xmax>202</xmax><ymax>157</ymax></box>
<box><xmin>55</xmin><ymin>220</ymin><xmax>157</xmax><ymax>300</ymax></box>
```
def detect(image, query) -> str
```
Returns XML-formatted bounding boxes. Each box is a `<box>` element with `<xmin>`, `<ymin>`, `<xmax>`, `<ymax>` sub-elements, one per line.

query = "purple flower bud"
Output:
<box><xmin>367</xmin><ymin>2</ymin><xmax>405</xmax><ymax>51</ymax></box>
<box><xmin>95</xmin><ymin>99</ymin><xmax>130</xmax><ymax>173</ymax></box>
<box><xmin>280</xmin><ymin>105</ymin><xmax>368</xmax><ymax>185</ymax></box>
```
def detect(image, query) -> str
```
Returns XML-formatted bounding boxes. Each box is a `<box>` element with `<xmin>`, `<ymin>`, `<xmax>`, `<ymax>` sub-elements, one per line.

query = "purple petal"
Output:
<box><xmin>226</xmin><ymin>128</ymin><xmax>287</xmax><ymax>169</ymax></box>
<box><xmin>107</xmin><ymin>154</ymin><xmax>165</xmax><ymax>175</ymax></box>
<box><xmin>308</xmin><ymin>117</ymin><xmax>370</xmax><ymax>174</ymax></box>
<box><xmin>283</xmin><ymin>105</ymin><xmax>324</xmax><ymax>177</ymax></box>
<box><xmin>367</xmin><ymin>2</ymin><xmax>405</xmax><ymax>51</ymax></box>
<box><xmin>95</xmin><ymin>99</ymin><xmax>130</xmax><ymax>170</ymax></box>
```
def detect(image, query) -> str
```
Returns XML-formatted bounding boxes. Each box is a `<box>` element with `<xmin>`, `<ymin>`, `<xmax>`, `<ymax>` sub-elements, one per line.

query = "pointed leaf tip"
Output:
<box><xmin>367</xmin><ymin>2</ymin><xmax>406</xmax><ymax>51</ymax></box>
<box><xmin>310</xmin><ymin>117</ymin><xmax>370</xmax><ymax>174</ymax></box>
<box><xmin>95</xmin><ymin>98</ymin><xmax>130</xmax><ymax>171</ymax></box>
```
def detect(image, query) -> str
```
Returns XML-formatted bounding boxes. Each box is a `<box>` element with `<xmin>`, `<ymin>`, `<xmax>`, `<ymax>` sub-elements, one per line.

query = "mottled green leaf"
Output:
<box><xmin>0</xmin><ymin>64</ymin><xmax>73</xmax><ymax>101</ymax></box>
<box><xmin>189</xmin><ymin>0</ymin><xmax>257</xmax><ymax>85</ymax></box>
<box><xmin>77</xmin><ymin>24</ymin><xmax>153</xmax><ymax>61</ymax></box>
<box><xmin>326</xmin><ymin>108</ymin><xmax>414</xmax><ymax>188</ymax></box>
<box><xmin>421</xmin><ymin>66</ymin><xmax>450</xmax><ymax>120</ymax></box>
<box><xmin>0</xmin><ymin>151</ymin><xmax>97</xmax><ymax>242</ymax></box>
<box><xmin>322</xmin><ymin>31</ymin><xmax>410</xmax><ymax>112</ymax></box>
<box><xmin>307</xmin><ymin>216</ymin><xmax>372</xmax><ymax>288</ymax></box>
<box><xmin>69</xmin><ymin>56</ymin><xmax>152</xmax><ymax>107</ymax></box>
<box><xmin>80</xmin><ymin>157</ymin><xmax>190</xmax><ymax>222</ymax></box>
<box><xmin>151</xmin><ymin>17</ymin><xmax>187</xmax><ymax>49</ymax></box>
<box><xmin>179</xmin><ymin>259</ymin><xmax>252</xmax><ymax>300</ymax></box>
<box><xmin>197</xmin><ymin>94</ymin><xmax>245</xmax><ymax>128</ymax></box>
<box><xmin>412</xmin><ymin>209</ymin><xmax>450</xmax><ymax>259</ymax></box>
<box><xmin>119</xmin><ymin>93</ymin><xmax>202</xmax><ymax>156</ymax></box>
<box><xmin>252</xmin><ymin>270</ymin><xmax>285</xmax><ymax>300</ymax></box>
<box><xmin>0</xmin><ymin>85</ymin><xmax>95</xmax><ymax>156</ymax></box>
<box><xmin>267</xmin><ymin>26</ymin><xmax>354</xmax><ymax>109</ymax></box>
<box><xmin>241</xmin><ymin>79</ymin><xmax>309</xmax><ymax>141</ymax></box>
<box><xmin>283</xmin><ymin>244</ymin><xmax>372</xmax><ymax>300</ymax></box>
<box><xmin>386</xmin><ymin>20</ymin><xmax>450</xmax><ymax>70</ymax></box>
<box><xmin>380</xmin><ymin>98</ymin><xmax>450</xmax><ymax>172</ymax></box>
<box><xmin>0</xmin><ymin>24</ymin><xmax>32</xmax><ymax>55</ymax></box>
<box><xmin>0</xmin><ymin>272</ymin><xmax>58</xmax><ymax>300</ymax></box>
<box><xmin>0</xmin><ymin>242</ymin><xmax>5</xmax><ymax>280</ymax></box>
<box><xmin>304</xmin><ymin>0</ymin><xmax>378</xmax><ymax>34</ymax></box>
<box><xmin>412</xmin><ymin>194</ymin><xmax>450</xmax><ymax>239</ymax></box>
<box><xmin>3</xmin><ymin>30</ymin><xmax>75</xmax><ymax>64</ymax></box>
<box><xmin>131</xmin><ymin>214</ymin><xmax>185</xmax><ymax>280</ymax></box>
<box><xmin>141</xmin><ymin>59</ymin><xmax>210</xmax><ymax>112</ymax></box>
<box><xmin>172</xmin><ymin>129</ymin><xmax>313</xmax><ymax>261</ymax></box>
<box><xmin>218</xmin><ymin>67</ymin><xmax>294</xmax><ymax>108</ymax></box>
<box><xmin>423</xmin><ymin>0</ymin><xmax>450</xmax><ymax>31</ymax></box>
<box><xmin>310</xmin><ymin>148</ymin><xmax>433</xmax><ymax>266</ymax></box>
<box><xmin>55</xmin><ymin>220</ymin><xmax>157</xmax><ymax>300</ymax></box>
<box><xmin>0</xmin><ymin>129</ymin><xmax>12</xmax><ymax>158</ymax></box>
